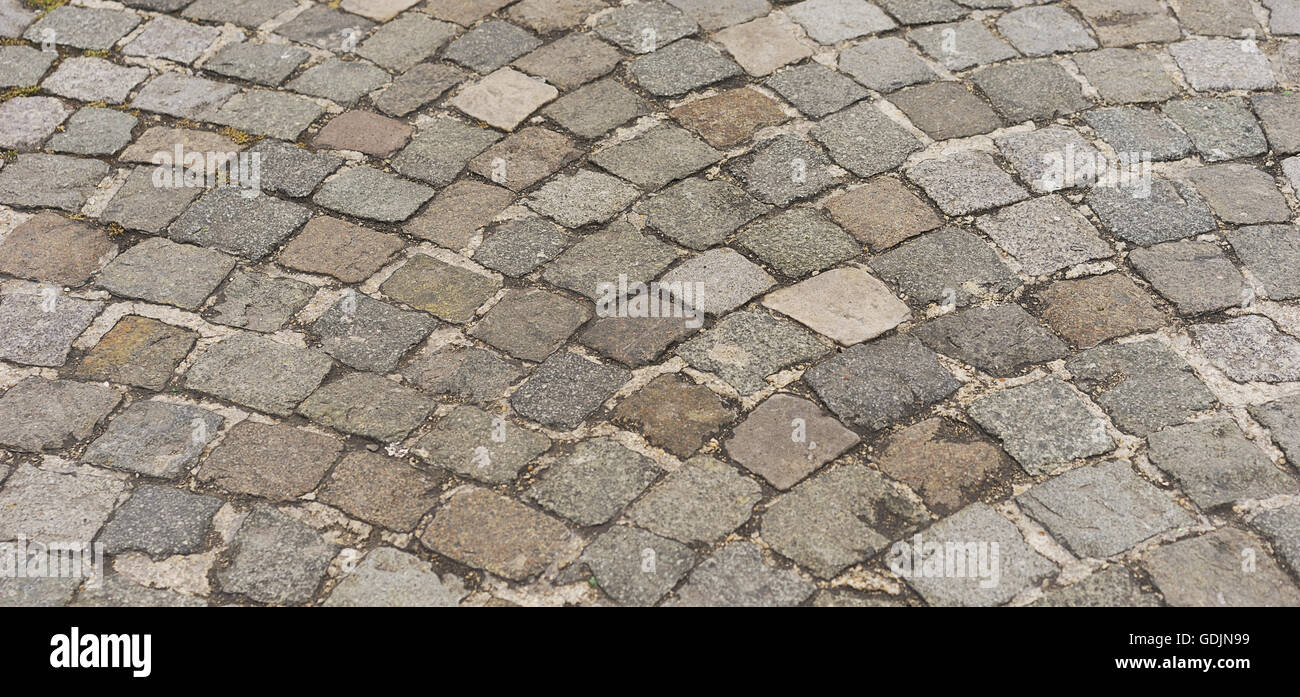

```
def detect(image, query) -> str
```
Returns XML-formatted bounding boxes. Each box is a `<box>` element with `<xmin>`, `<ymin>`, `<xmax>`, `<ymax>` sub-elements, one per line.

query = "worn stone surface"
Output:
<box><xmin>76</xmin><ymin>316</ymin><xmax>197</xmax><ymax>391</ymax></box>
<box><xmin>380</xmin><ymin>254</ymin><xmax>499</xmax><ymax>324</ymax></box>
<box><xmin>1190</xmin><ymin>316</ymin><xmax>1300</xmax><ymax>383</ymax></box>
<box><xmin>613</xmin><ymin>374</ymin><xmax>734</xmax><ymax>458</ymax></box>
<box><xmin>874</xmin><ymin>417</ymin><xmax>1022</xmax><ymax>516</ymax></box>
<box><xmin>913</xmin><ymin>303</ymin><xmax>1068</xmax><ymax>377</ymax></box>
<box><xmin>628</xmin><ymin>456</ymin><xmax>762</xmax><ymax>544</ymax></box>
<box><xmin>677</xmin><ymin>309</ymin><xmax>829</xmax><ymax>395</ymax></box>
<box><xmin>528</xmin><ymin>438</ymin><xmax>660</xmax><ymax>526</ymax></box>
<box><xmin>510</xmin><ymin>352</ymin><xmax>629</xmax><ymax>429</ymax></box>
<box><xmin>99</xmin><ymin>485</ymin><xmax>223</xmax><ymax>557</ymax></box>
<box><xmin>726</xmin><ymin>393</ymin><xmax>858</xmax><ymax>490</ymax></box>
<box><xmin>298</xmin><ymin>373</ymin><xmax>434</xmax><ymax>442</ymax></box>
<box><xmin>668</xmin><ymin>541</ymin><xmax>815</xmax><ymax>607</ymax></box>
<box><xmin>0</xmin><ymin>291</ymin><xmax>102</xmax><ymax>368</ymax></box>
<box><xmin>184</xmin><ymin>333</ymin><xmax>333</xmax><ymax>417</ymax></box>
<box><xmin>414</xmin><ymin>405</ymin><xmax>551</xmax><ymax>484</ymax></box>
<box><xmin>805</xmin><ymin>335</ymin><xmax>958</xmax><ymax>431</ymax></box>
<box><xmin>198</xmin><ymin>422</ymin><xmax>342</xmax><ymax>500</ymax></box>
<box><xmin>217</xmin><ymin>505</ymin><xmax>337</xmax><ymax>605</ymax></box>
<box><xmin>0</xmin><ymin>463</ymin><xmax>125</xmax><ymax>542</ymax></box>
<box><xmin>968</xmin><ymin>377</ymin><xmax>1114</xmax><ymax>474</ymax></box>
<box><xmin>324</xmin><ymin>547</ymin><xmax>466</xmax><ymax>607</ymax></box>
<box><xmin>420</xmin><ymin>488</ymin><xmax>571</xmax><ymax>581</ymax></box>
<box><xmin>580</xmin><ymin>525</ymin><xmax>695</xmax><ymax>605</ymax></box>
<box><xmin>1067</xmin><ymin>340</ymin><xmax>1216</xmax><ymax>436</ymax></box>
<box><xmin>1037</xmin><ymin>273</ymin><xmax>1166</xmax><ymax>348</ymax></box>
<box><xmin>1146</xmin><ymin>419</ymin><xmax>1296</xmax><ymax>508</ymax></box>
<box><xmin>312</xmin><ymin>293</ymin><xmax>435</xmax><ymax>373</ymax></box>
<box><xmin>763</xmin><ymin>267</ymin><xmax>908</xmax><ymax>345</ymax></box>
<box><xmin>1146</xmin><ymin>528</ymin><xmax>1300</xmax><ymax>606</ymax></box>
<box><xmin>319</xmin><ymin>451</ymin><xmax>441</xmax><ymax>531</ymax></box>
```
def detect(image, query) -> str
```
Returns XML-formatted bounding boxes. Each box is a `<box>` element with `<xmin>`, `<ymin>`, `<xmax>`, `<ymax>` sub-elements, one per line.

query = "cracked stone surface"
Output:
<box><xmin>1</xmin><ymin>0</ymin><xmax>1297</xmax><ymax>608</ymax></box>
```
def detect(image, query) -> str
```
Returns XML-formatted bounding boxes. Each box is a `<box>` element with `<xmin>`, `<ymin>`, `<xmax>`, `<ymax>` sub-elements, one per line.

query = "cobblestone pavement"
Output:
<box><xmin>1</xmin><ymin>0</ymin><xmax>1299</xmax><ymax>608</ymax></box>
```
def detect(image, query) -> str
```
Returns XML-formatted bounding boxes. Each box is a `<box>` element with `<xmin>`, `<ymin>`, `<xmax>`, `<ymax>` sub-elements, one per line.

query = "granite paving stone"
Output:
<box><xmin>1162</xmin><ymin>98</ymin><xmax>1268</xmax><ymax>161</ymax></box>
<box><xmin>975</xmin><ymin>195</ymin><xmax>1111</xmax><ymax>275</ymax></box>
<box><xmin>0</xmin><ymin>378</ymin><xmax>121</xmax><ymax>453</ymax></box>
<box><xmin>318</xmin><ymin>451</ymin><xmax>441</xmax><ymax>531</ymax></box>
<box><xmin>1190</xmin><ymin>316</ymin><xmax>1300</xmax><ymax>383</ymax></box>
<box><xmin>1230</xmin><ymin>225</ymin><xmax>1300</xmax><ymax>301</ymax></box>
<box><xmin>402</xmin><ymin>346</ymin><xmax>525</xmax><ymax>405</ymax></box>
<box><xmin>469</xmin><ymin>287</ymin><xmax>591</xmax><ymax>362</ymax></box>
<box><xmin>509</xmin><ymin>352</ymin><xmax>630</xmax><ymax>429</ymax></box>
<box><xmin>98</xmin><ymin>485</ymin><xmax>223</xmax><ymax>557</ymax></box>
<box><xmin>184</xmin><ymin>333</ymin><xmax>333</xmax><ymax>417</ymax></box>
<box><xmin>874</xmin><ymin>417</ymin><xmax>1022</xmax><ymax>516</ymax></box>
<box><xmin>867</xmin><ymin>227</ymin><xmax>1019</xmax><ymax>308</ymax></box>
<box><xmin>668</xmin><ymin>87</ymin><xmax>787</xmax><ymax>149</ymax></box>
<box><xmin>420</xmin><ymin>487</ymin><xmax>571</xmax><ymax>581</ymax></box>
<box><xmin>0</xmin><ymin>212</ymin><xmax>115</xmax><ymax>286</ymax></box>
<box><xmin>512</xmin><ymin>33</ymin><xmax>620</xmax><ymax>90</ymax></box>
<box><xmin>612</xmin><ymin>373</ymin><xmax>734</xmax><ymax>458</ymax></box>
<box><xmin>1129</xmin><ymin>240</ymin><xmax>1247</xmax><ymax>315</ymax></box>
<box><xmin>627</xmin><ymin>455</ymin><xmax>761</xmax><ymax>544</ymax></box>
<box><xmin>203</xmin><ymin>43</ymin><xmax>311</xmax><ymax>86</ymax></box>
<box><xmin>968</xmin><ymin>376</ymin><xmax>1115</xmax><ymax>474</ymax></box>
<box><xmin>638</xmin><ymin>178</ymin><xmax>767</xmax><ymax>250</ymax></box>
<box><xmin>1067</xmin><ymin>340</ymin><xmax>1216</xmax><ymax>436</ymax></box>
<box><xmin>725</xmin><ymin>393</ymin><xmax>859</xmax><ymax>490</ymax></box>
<box><xmin>1145</xmin><ymin>528</ymin><xmax>1300</xmax><ymax>606</ymax></box>
<box><xmin>76</xmin><ymin>316</ymin><xmax>197</xmax><ymax>391</ymax></box>
<box><xmin>323</xmin><ymin>547</ymin><xmax>467</xmax><ymax>607</ymax></box>
<box><xmin>0</xmin><ymin>292</ymin><xmax>100</xmax><ymax>368</ymax></box>
<box><xmin>528</xmin><ymin>438</ymin><xmax>660</xmax><ymax>525</ymax></box>
<box><xmin>913</xmin><ymin>303</ymin><xmax>1068</xmax><ymax>377</ymax></box>
<box><xmin>579</xmin><ymin>526</ymin><xmax>695</xmax><ymax>605</ymax></box>
<box><xmin>762</xmin><ymin>266</ymin><xmax>908</xmax><ymax>345</ymax></box>
<box><xmin>204</xmin><ymin>271</ymin><xmax>314</xmax><ymax>333</ymax></box>
<box><xmin>676</xmin><ymin>309</ymin><xmax>830</xmax><ymax>394</ymax></box>
<box><xmin>804</xmin><ymin>335</ymin><xmax>959</xmax><ymax>431</ymax></box>
<box><xmin>96</xmin><ymin>238</ymin><xmax>235</xmax><ymax>311</ymax></box>
<box><xmin>217</xmin><ymin>505</ymin><xmax>337</xmax><ymax>605</ymax></box>
<box><xmin>169</xmin><ymin>188</ymin><xmax>311</xmax><ymax>260</ymax></box>
<box><xmin>380</xmin><ymin>254</ymin><xmax>501</xmax><ymax>323</ymax></box>
<box><xmin>197</xmin><ymin>422</ymin><xmax>343</xmax><ymax>500</ymax></box>
<box><xmin>407</xmin><ymin>180</ymin><xmax>513</xmax><ymax>249</ymax></box>
<box><xmin>311</xmin><ymin>293</ymin><xmax>436</xmax><ymax>372</ymax></box>
<box><xmin>668</xmin><ymin>541</ymin><xmax>815</xmax><ymax>607</ymax></box>
<box><xmin>413</xmin><ymin>405</ymin><xmax>551</xmax><ymax>484</ymax></box>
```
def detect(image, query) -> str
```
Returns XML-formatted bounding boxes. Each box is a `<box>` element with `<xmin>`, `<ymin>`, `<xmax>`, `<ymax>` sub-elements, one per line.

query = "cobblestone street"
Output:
<box><xmin>0</xmin><ymin>0</ymin><xmax>1299</xmax><ymax>607</ymax></box>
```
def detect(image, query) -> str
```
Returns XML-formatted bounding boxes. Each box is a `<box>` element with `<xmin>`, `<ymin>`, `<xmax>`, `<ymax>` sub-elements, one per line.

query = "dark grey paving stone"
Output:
<box><xmin>169</xmin><ymin>188</ymin><xmax>310</xmax><ymax>260</ymax></box>
<box><xmin>0</xmin><ymin>290</ymin><xmax>99</xmax><ymax>368</ymax></box>
<box><xmin>973</xmin><ymin>61</ymin><xmax>1091</xmax><ymax>122</ymax></box>
<box><xmin>543</xmin><ymin>79</ymin><xmax>650</xmax><ymax>139</ymax></box>
<box><xmin>914</xmin><ymin>303</ymin><xmax>1067</xmax><ymax>377</ymax></box>
<box><xmin>968</xmin><ymin>376</ymin><xmax>1115</xmax><ymax>474</ymax></box>
<box><xmin>274</xmin><ymin>5</ymin><xmax>375</xmax><ymax>51</ymax></box>
<box><xmin>1145</xmin><ymin>528</ymin><xmax>1300</xmax><ymax>606</ymax></box>
<box><xmin>1129</xmin><ymin>240</ymin><xmax>1246</xmax><ymax>315</ymax></box>
<box><xmin>217</xmin><ymin>505</ymin><xmax>337</xmax><ymax>605</ymax></box>
<box><xmin>0</xmin><ymin>378</ymin><xmax>121</xmax><ymax>453</ymax></box>
<box><xmin>402</xmin><ymin>346</ymin><xmax>525</xmax><ymax>405</ymax></box>
<box><xmin>1190</xmin><ymin>316</ymin><xmax>1300</xmax><ymax>383</ymax></box>
<box><xmin>84</xmin><ymin>401</ymin><xmax>221</xmax><ymax>479</ymax></box>
<box><xmin>203</xmin><ymin>42</ymin><xmax>311</xmax><ymax>86</ymax></box>
<box><xmin>23</xmin><ymin>5</ymin><xmax>141</xmax><ymax>50</ymax></box>
<box><xmin>0</xmin><ymin>154</ymin><xmax>104</xmax><ymax>212</ymax></box>
<box><xmin>297</xmin><ymin>373</ymin><xmax>434</xmax><ymax>442</ymax></box>
<box><xmin>412</xmin><ymin>405</ymin><xmax>551</xmax><ymax>484</ymax></box>
<box><xmin>392</xmin><ymin>116</ymin><xmax>501</xmax><ymax>186</ymax></box>
<box><xmin>638</xmin><ymin>177</ymin><xmax>766</xmax><ymax>250</ymax></box>
<box><xmin>890</xmin><ymin>81</ymin><xmax>1002</xmax><ymax>140</ymax></box>
<box><xmin>725</xmin><ymin>134</ymin><xmax>842</xmax><ymax>206</ymax></box>
<box><xmin>474</xmin><ymin>217</ymin><xmax>571</xmax><ymax>277</ymax></box>
<box><xmin>205</xmin><ymin>271</ymin><xmax>314</xmax><ymax>333</ymax></box>
<box><xmin>628</xmin><ymin>455</ymin><xmax>761</xmax><ymax>544</ymax></box>
<box><xmin>908</xmin><ymin>20</ymin><xmax>1018</xmax><ymax>71</ymax></box>
<box><xmin>677</xmin><ymin>309</ymin><xmax>829</xmax><ymax>394</ymax></box>
<box><xmin>838</xmin><ymin>37</ymin><xmax>939</xmax><ymax>93</ymax></box>
<box><xmin>1184</xmin><ymin>164</ymin><xmax>1291</xmax><ymax>225</ymax></box>
<box><xmin>804</xmin><ymin>334</ymin><xmax>959</xmax><ymax>431</ymax></box>
<box><xmin>810</xmin><ymin>102</ymin><xmax>923</xmax><ymax>179</ymax></box>
<box><xmin>898</xmin><ymin>503</ymin><xmax>1056</xmax><ymax>607</ymax></box>
<box><xmin>734</xmin><ymin>208</ymin><xmax>860</xmax><ymax>278</ymax></box>
<box><xmin>578</xmin><ymin>313</ymin><xmax>699</xmax><ymax>367</ymax></box>
<box><xmin>286</xmin><ymin>58</ymin><xmax>389</xmax><ymax>107</ymax></box>
<box><xmin>313</xmin><ymin>167</ymin><xmax>435</xmax><ymax>222</ymax></box>
<box><xmin>208</xmin><ymin>89</ymin><xmax>326</xmax><ymax>139</ymax></box>
<box><xmin>445</xmin><ymin>19</ymin><xmax>541</xmax><ymax>73</ymax></box>
<box><xmin>906</xmin><ymin>151</ymin><xmax>1028</xmax><ymax>216</ymax></box>
<box><xmin>509</xmin><ymin>352</ymin><xmax>630</xmax><ymax>429</ymax></box>
<box><xmin>1018</xmin><ymin>460</ymin><xmax>1193</xmax><ymax>558</ymax></box>
<box><xmin>1083</xmin><ymin>106</ymin><xmax>1192</xmax><ymax>161</ymax></box>
<box><xmin>46</xmin><ymin>107</ymin><xmax>137</xmax><ymax>156</ymax></box>
<box><xmin>762</xmin><ymin>464</ymin><xmax>927</xmax><ymax>578</ymax></box>
<box><xmin>375</xmin><ymin>63</ymin><xmax>467</xmax><ymax>117</ymax></box>
<box><xmin>311</xmin><ymin>293</ymin><xmax>436</xmax><ymax>372</ymax></box>
<box><xmin>99</xmin><ymin>485</ymin><xmax>223</xmax><ymax>557</ymax></box>
<box><xmin>1085</xmin><ymin>178</ymin><xmax>1217</xmax><ymax>246</ymax></box>
<box><xmin>593</xmin><ymin>1</ymin><xmax>697</xmax><ymax>53</ymax></box>
<box><xmin>766</xmin><ymin>63</ymin><xmax>868</xmax><ymax>119</ymax></box>
<box><xmin>247</xmin><ymin>140</ymin><xmax>342</xmax><ymax>198</ymax></box>
<box><xmin>529</xmin><ymin>438</ymin><xmax>661</xmax><ymax>526</ymax></box>
<box><xmin>1067</xmin><ymin>340</ymin><xmax>1216</xmax><ymax>437</ymax></box>
<box><xmin>97</xmin><ymin>238</ymin><xmax>234</xmax><ymax>310</ymax></box>
<box><xmin>131</xmin><ymin>72</ymin><xmax>240</xmax><ymax>120</ymax></box>
<box><xmin>667</xmin><ymin>541</ymin><xmax>815</xmax><ymax>607</ymax></box>
<box><xmin>627</xmin><ymin>38</ymin><xmax>742</xmax><ymax>96</ymax></box>
<box><xmin>358</xmin><ymin>14</ymin><xmax>458</xmax><ymax>72</ymax></box>
<box><xmin>0</xmin><ymin>45</ymin><xmax>54</xmax><ymax>87</ymax></box>
<box><xmin>867</xmin><ymin>227</ymin><xmax>1019</xmax><ymax>308</ymax></box>
<box><xmin>1147</xmin><ymin>418</ymin><xmax>1297</xmax><ymax>508</ymax></box>
<box><xmin>590</xmin><ymin>125</ymin><xmax>722</xmax><ymax>191</ymax></box>
<box><xmin>184</xmin><ymin>333</ymin><xmax>333</xmax><ymax>417</ymax></box>
<box><xmin>1162</xmin><ymin>98</ymin><xmax>1267</xmax><ymax>162</ymax></box>
<box><xmin>579</xmin><ymin>525</ymin><xmax>695</xmax><ymax>606</ymax></box>
<box><xmin>541</xmin><ymin>222</ymin><xmax>677</xmax><ymax>299</ymax></box>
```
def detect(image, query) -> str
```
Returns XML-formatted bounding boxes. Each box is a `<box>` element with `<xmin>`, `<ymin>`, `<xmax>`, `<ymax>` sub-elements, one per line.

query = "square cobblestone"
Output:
<box><xmin>509</xmin><ymin>352</ymin><xmax>629</xmax><ymax>429</ymax></box>
<box><xmin>804</xmin><ymin>334</ymin><xmax>958</xmax><ymax>431</ymax></box>
<box><xmin>83</xmin><ymin>400</ymin><xmax>221</xmax><ymax>479</ymax></box>
<box><xmin>528</xmin><ymin>438</ymin><xmax>660</xmax><ymax>526</ymax></box>
<box><xmin>1067</xmin><ymin>339</ymin><xmax>1216</xmax><ymax>436</ymax></box>
<box><xmin>413</xmin><ymin>405</ymin><xmax>552</xmax><ymax>484</ymax></box>
<box><xmin>676</xmin><ymin>309</ymin><xmax>830</xmax><ymax>394</ymax></box>
<box><xmin>968</xmin><ymin>376</ymin><xmax>1114</xmax><ymax>474</ymax></box>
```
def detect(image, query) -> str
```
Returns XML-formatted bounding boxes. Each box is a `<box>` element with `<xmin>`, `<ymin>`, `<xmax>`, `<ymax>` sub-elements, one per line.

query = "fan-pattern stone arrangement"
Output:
<box><xmin>1</xmin><ymin>0</ymin><xmax>1299</xmax><ymax>607</ymax></box>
